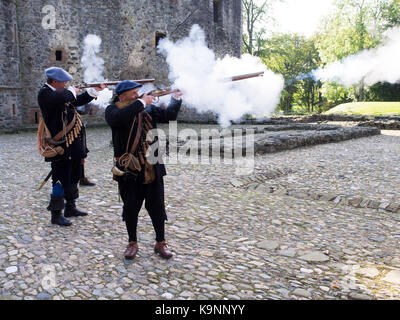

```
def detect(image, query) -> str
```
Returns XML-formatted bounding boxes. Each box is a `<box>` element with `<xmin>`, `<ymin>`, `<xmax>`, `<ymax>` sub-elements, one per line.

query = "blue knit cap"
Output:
<box><xmin>45</xmin><ymin>67</ymin><xmax>73</xmax><ymax>82</ymax></box>
<box><xmin>115</xmin><ymin>80</ymin><xmax>142</xmax><ymax>95</ymax></box>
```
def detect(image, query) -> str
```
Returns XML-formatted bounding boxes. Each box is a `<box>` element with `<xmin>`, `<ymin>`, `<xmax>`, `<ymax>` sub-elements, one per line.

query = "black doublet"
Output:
<box><xmin>105</xmin><ymin>97</ymin><xmax>182</xmax><ymax>241</ymax></box>
<box><xmin>105</xmin><ymin>97</ymin><xmax>182</xmax><ymax>180</ymax></box>
<box><xmin>37</xmin><ymin>85</ymin><xmax>94</xmax><ymax>161</ymax></box>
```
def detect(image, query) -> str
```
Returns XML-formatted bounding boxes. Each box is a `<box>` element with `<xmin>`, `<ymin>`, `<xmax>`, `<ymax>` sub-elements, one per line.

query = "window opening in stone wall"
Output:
<box><xmin>55</xmin><ymin>50</ymin><xmax>62</xmax><ymax>61</ymax></box>
<box><xmin>34</xmin><ymin>112</ymin><xmax>38</xmax><ymax>124</ymax></box>
<box><xmin>213</xmin><ymin>0</ymin><xmax>221</xmax><ymax>24</ymax></box>
<box><xmin>155</xmin><ymin>32</ymin><xmax>167</xmax><ymax>48</ymax></box>
<box><xmin>12</xmin><ymin>104</ymin><xmax>16</xmax><ymax>116</ymax></box>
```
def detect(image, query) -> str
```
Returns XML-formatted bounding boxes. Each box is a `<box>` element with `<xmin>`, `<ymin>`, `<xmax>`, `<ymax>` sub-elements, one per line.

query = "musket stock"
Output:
<box><xmin>139</xmin><ymin>88</ymin><xmax>180</xmax><ymax>101</ymax></box>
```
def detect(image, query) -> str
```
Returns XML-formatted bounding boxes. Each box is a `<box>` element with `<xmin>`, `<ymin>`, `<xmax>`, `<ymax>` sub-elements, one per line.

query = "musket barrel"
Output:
<box><xmin>228</xmin><ymin>71</ymin><xmax>264</xmax><ymax>82</ymax></box>
<box><xmin>77</xmin><ymin>79</ymin><xmax>155</xmax><ymax>89</ymax></box>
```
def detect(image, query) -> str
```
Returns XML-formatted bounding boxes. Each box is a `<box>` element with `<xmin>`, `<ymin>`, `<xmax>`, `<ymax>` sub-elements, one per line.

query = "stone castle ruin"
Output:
<box><xmin>0</xmin><ymin>0</ymin><xmax>242</xmax><ymax>130</ymax></box>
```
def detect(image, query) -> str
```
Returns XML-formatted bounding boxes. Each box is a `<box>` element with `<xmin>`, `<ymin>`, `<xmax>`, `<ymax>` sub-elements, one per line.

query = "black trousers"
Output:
<box><xmin>118</xmin><ymin>177</ymin><xmax>167</xmax><ymax>243</ymax></box>
<box><xmin>51</xmin><ymin>158</ymin><xmax>81</xmax><ymax>188</ymax></box>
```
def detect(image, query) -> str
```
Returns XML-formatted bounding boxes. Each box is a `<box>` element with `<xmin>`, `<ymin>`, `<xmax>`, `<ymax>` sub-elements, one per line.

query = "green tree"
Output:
<box><xmin>316</xmin><ymin>0</ymin><xmax>383</xmax><ymax>102</ymax></box>
<box><xmin>366</xmin><ymin>0</ymin><xmax>400</xmax><ymax>101</ymax></box>
<box><xmin>379</xmin><ymin>0</ymin><xmax>400</xmax><ymax>29</ymax></box>
<box><xmin>263</xmin><ymin>34</ymin><xmax>321</xmax><ymax>114</ymax></box>
<box><xmin>314</xmin><ymin>0</ymin><xmax>400</xmax><ymax>105</ymax></box>
<box><xmin>242</xmin><ymin>0</ymin><xmax>278</xmax><ymax>56</ymax></box>
<box><xmin>293</xmin><ymin>39</ymin><xmax>322</xmax><ymax>113</ymax></box>
<box><xmin>366</xmin><ymin>82</ymin><xmax>400</xmax><ymax>101</ymax></box>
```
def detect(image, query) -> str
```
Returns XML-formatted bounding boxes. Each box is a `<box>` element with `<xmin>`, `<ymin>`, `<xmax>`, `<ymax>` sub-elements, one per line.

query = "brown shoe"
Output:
<box><xmin>79</xmin><ymin>177</ymin><xmax>96</xmax><ymax>186</ymax></box>
<box><xmin>124</xmin><ymin>241</ymin><xmax>138</xmax><ymax>260</ymax></box>
<box><xmin>154</xmin><ymin>241</ymin><xmax>173</xmax><ymax>259</ymax></box>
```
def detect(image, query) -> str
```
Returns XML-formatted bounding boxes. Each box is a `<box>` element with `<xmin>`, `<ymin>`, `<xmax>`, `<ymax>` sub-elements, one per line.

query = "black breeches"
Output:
<box><xmin>51</xmin><ymin>158</ymin><xmax>82</xmax><ymax>188</ymax></box>
<box><xmin>118</xmin><ymin>177</ymin><xmax>167</xmax><ymax>242</ymax></box>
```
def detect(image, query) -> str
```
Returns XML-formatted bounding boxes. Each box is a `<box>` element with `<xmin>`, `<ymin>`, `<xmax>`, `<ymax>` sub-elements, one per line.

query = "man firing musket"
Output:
<box><xmin>102</xmin><ymin>71</ymin><xmax>264</xmax><ymax>260</ymax></box>
<box><xmin>37</xmin><ymin>67</ymin><xmax>107</xmax><ymax>226</ymax></box>
<box><xmin>105</xmin><ymin>81</ymin><xmax>183</xmax><ymax>260</ymax></box>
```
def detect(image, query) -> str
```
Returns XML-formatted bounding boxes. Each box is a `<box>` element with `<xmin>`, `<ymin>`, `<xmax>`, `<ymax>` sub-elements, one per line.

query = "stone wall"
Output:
<box><xmin>0</xmin><ymin>0</ymin><xmax>22</xmax><ymax>130</ymax></box>
<box><xmin>238</xmin><ymin>114</ymin><xmax>400</xmax><ymax>130</ymax></box>
<box><xmin>2</xmin><ymin>0</ymin><xmax>241</xmax><ymax>129</ymax></box>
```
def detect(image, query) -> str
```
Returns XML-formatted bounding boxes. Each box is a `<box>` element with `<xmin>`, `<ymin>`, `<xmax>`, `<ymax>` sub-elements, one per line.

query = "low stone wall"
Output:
<box><xmin>254</xmin><ymin>126</ymin><xmax>380</xmax><ymax>154</ymax></box>
<box><xmin>173</xmin><ymin>125</ymin><xmax>380</xmax><ymax>156</ymax></box>
<box><xmin>237</xmin><ymin>114</ymin><xmax>400</xmax><ymax>129</ymax></box>
<box><xmin>357</xmin><ymin>120</ymin><xmax>400</xmax><ymax>130</ymax></box>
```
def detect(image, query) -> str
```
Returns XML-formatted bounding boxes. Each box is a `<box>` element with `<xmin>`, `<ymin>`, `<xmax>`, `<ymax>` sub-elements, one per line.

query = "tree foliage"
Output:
<box><xmin>315</xmin><ymin>0</ymin><xmax>399</xmax><ymax>105</ymax></box>
<box><xmin>241</xmin><ymin>0</ymin><xmax>400</xmax><ymax>114</ymax></box>
<box><xmin>263</xmin><ymin>34</ymin><xmax>321</xmax><ymax>113</ymax></box>
<box><xmin>242</xmin><ymin>0</ymin><xmax>277</xmax><ymax>56</ymax></box>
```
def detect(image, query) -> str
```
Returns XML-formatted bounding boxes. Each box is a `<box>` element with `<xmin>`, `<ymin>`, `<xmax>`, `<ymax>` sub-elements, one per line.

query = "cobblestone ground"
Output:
<box><xmin>0</xmin><ymin>125</ymin><xmax>400</xmax><ymax>300</ymax></box>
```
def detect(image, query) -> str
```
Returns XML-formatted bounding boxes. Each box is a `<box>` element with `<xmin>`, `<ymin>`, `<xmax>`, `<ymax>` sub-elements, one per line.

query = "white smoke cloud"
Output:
<box><xmin>313</xmin><ymin>26</ymin><xmax>400</xmax><ymax>86</ymax></box>
<box><xmin>158</xmin><ymin>24</ymin><xmax>284</xmax><ymax>127</ymax></box>
<box><xmin>81</xmin><ymin>34</ymin><xmax>113</xmax><ymax>108</ymax></box>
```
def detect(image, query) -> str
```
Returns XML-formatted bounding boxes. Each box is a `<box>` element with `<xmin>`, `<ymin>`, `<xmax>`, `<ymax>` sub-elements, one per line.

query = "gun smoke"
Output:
<box><xmin>313</xmin><ymin>26</ymin><xmax>400</xmax><ymax>87</ymax></box>
<box><xmin>81</xmin><ymin>34</ymin><xmax>113</xmax><ymax>108</ymax></box>
<box><xmin>158</xmin><ymin>24</ymin><xmax>284</xmax><ymax>127</ymax></box>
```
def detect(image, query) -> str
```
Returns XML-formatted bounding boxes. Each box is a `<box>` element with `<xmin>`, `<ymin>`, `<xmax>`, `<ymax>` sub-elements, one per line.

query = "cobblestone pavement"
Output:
<box><xmin>0</xmin><ymin>126</ymin><xmax>400</xmax><ymax>300</ymax></box>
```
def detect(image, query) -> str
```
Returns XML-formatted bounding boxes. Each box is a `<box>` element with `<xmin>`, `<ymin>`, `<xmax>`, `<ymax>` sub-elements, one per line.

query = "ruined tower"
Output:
<box><xmin>0</xmin><ymin>0</ymin><xmax>242</xmax><ymax>129</ymax></box>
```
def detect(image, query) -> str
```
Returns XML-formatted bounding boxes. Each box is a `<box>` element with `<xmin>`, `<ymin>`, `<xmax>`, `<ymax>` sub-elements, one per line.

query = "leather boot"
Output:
<box><xmin>64</xmin><ymin>200</ymin><xmax>88</xmax><ymax>217</ymax></box>
<box><xmin>154</xmin><ymin>241</ymin><xmax>173</xmax><ymax>259</ymax></box>
<box><xmin>64</xmin><ymin>185</ymin><xmax>87</xmax><ymax>217</ymax></box>
<box><xmin>47</xmin><ymin>195</ymin><xmax>71</xmax><ymax>226</ymax></box>
<box><xmin>124</xmin><ymin>242</ymin><xmax>138</xmax><ymax>260</ymax></box>
<box><xmin>79</xmin><ymin>177</ymin><xmax>96</xmax><ymax>187</ymax></box>
<box><xmin>51</xmin><ymin>210</ymin><xmax>72</xmax><ymax>226</ymax></box>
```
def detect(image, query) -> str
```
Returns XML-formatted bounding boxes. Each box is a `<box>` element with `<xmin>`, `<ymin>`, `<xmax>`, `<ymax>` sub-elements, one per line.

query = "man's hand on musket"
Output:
<box><xmin>142</xmin><ymin>93</ymin><xmax>156</xmax><ymax>106</ymax></box>
<box><xmin>94</xmin><ymin>83</ymin><xmax>107</xmax><ymax>91</ymax></box>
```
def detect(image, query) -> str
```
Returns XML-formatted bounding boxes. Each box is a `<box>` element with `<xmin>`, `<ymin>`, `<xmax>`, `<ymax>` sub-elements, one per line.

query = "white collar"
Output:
<box><xmin>45</xmin><ymin>83</ymin><xmax>56</xmax><ymax>91</ymax></box>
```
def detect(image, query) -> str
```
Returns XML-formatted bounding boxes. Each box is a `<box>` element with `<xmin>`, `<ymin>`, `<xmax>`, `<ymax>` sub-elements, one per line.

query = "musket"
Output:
<box><xmin>137</xmin><ymin>71</ymin><xmax>265</xmax><ymax>100</ymax></box>
<box><xmin>77</xmin><ymin>78</ymin><xmax>155</xmax><ymax>89</ymax></box>
<box><xmin>140</xmin><ymin>88</ymin><xmax>180</xmax><ymax>99</ymax></box>
<box><xmin>37</xmin><ymin>170</ymin><xmax>52</xmax><ymax>191</ymax></box>
<box><xmin>224</xmin><ymin>71</ymin><xmax>264</xmax><ymax>82</ymax></box>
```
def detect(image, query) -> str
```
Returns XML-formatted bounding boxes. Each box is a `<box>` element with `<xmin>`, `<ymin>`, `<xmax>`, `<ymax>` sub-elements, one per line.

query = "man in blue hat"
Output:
<box><xmin>105</xmin><ymin>80</ymin><xmax>182</xmax><ymax>260</ymax></box>
<box><xmin>38</xmin><ymin>67</ymin><xmax>106</xmax><ymax>226</ymax></box>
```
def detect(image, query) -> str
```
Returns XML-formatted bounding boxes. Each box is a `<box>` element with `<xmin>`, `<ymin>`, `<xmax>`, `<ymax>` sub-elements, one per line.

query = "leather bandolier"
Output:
<box><xmin>37</xmin><ymin>106</ymin><xmax>83</xmax><ymax>159</ymax></box>
<box><xmin>112</xmin><ymin>99</ymin><xmax>156</xmax><ymax>184</ymax></box>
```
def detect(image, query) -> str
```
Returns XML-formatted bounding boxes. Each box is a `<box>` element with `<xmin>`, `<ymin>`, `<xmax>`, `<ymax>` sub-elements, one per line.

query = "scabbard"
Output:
<box><xmin>38</xmin><ymin>170</ymin><xmax>52</xmax><ymax>191</ymax></box>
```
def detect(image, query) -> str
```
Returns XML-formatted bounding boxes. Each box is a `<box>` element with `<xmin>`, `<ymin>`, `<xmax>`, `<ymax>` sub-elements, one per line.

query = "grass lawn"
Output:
<box><xmin>324</xmin><ymin>102</ymin><xmax>400</xmax><ymax>116</ymax></box>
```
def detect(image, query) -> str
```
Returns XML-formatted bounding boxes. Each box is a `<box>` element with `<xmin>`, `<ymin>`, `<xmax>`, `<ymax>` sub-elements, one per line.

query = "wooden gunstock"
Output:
<box><xmin>140</xmin><ymin>88</ymin><xmax>180</xmax><ymax>99</ymax></box>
